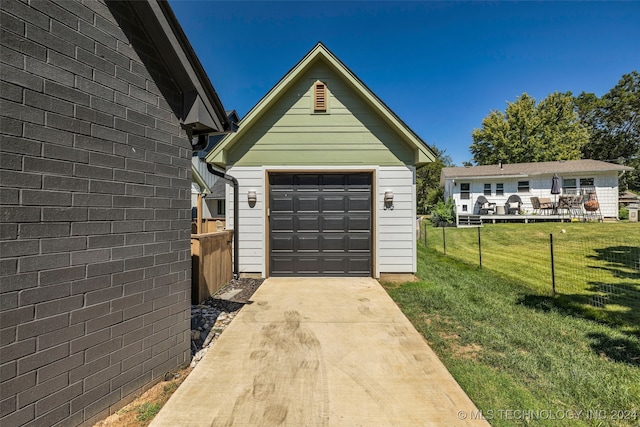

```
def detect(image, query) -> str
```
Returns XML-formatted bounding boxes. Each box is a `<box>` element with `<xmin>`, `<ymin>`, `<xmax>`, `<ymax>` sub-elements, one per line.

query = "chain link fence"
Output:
<box><xmin>417</xmin><ymin>218</ymin><xmax>640</xmax><ymax>330</ymax></box>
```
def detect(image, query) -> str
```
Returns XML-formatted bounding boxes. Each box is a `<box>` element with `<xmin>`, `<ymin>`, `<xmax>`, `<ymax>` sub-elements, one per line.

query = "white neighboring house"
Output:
<box><xmin>441</xmin><ymin>159</ymin><xmax>634</xmax><ymax>219</ymax></box>
<box><xmin>191</xmin><ymin>156</ymin><xmax>226</xmax><ymax>219</ymax></box>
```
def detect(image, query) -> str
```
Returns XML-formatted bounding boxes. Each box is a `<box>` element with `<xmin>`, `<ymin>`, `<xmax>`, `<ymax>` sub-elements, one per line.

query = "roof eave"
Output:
<box><xmin>130</xmin><ymin>0</ymin><xmax>231</xmax><ymax>136</ymax></box>
<box><xmin>443</xmin><ymin>174</ymin><xmax>529</xmax><ymax>180</ymax></box>
<box><xmin>191</xmin><ymin>164</ymin><xmax>211</xmax><ymax>194</ymax></box>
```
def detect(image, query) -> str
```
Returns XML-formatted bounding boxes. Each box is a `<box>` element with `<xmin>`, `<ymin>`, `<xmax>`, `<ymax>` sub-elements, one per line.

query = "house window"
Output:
<box><xmin>517</xmin><ymin>181</ymin><xmax>530</xmax><ymax>192</ymax></box>
<box><xmin>496</xmin><ymin>183</ymin><xmax>504</xmax><ymax>196</ymax></box>
<box><xmin>460</xmin><ymin>183</ymin><xmax>470</xmax><ymax>200</ymax></box>
<box><xmin>462</xmin><ymin>204</ymin><xmax>468</xmax><ymax>212</ymax></box>
<box><xmin>579</xmin><ymin>178</ymin><xmax>594</xmax><ymax>188</ymax></box>
<box><xmin>217</xmin><ymin>200</ymin><xmax>225</xmax><ymax>215</ymax></box>
<box><xmin>313</xmin><ymin>80</ymin><xmax>327</xmax><ymax>113</ymax></box>
<box><xmin>484</xmin><ymin>183</ymin><xmax>492</xmax><ymax>195</ymax></box>
<box><xmin>563</xmin><ymin>178</ymin><xmax>576</xmax><ymax>193</ymax></box>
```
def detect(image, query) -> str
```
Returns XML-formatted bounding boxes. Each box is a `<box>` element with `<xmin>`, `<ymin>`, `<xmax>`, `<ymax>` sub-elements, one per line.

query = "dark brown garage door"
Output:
<box><xmin>269</xmin><ymin>173</ymin><xmax>372</xmax><ymax>276</ymax></box>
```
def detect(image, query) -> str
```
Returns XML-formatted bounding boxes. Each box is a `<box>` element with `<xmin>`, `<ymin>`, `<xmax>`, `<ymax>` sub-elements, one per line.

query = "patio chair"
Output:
<box><xmin>505</xmin><ymin>195</ymin><xmax>522</xmax><ymax>215</ymax></box>
<box><xmin>569</xmin><ymin>194</ymin><xmax>585</xmax><ymax>220</ymax></box>
<box><xmin>530</xmin><ymin>197</ymin><xmax>541</xmax><ymax>214</ymax></box>
<box><xmin>557</xmin><ymin>195</ymin><xmax>571</xmax><ymax>216</ymax></box>
<box><xmin>538</xmin><ymin>197</ymin><xmax>555</xmax><ymax>215</ymax></box>
<box><xmin>476</xmin><ymin>195</ymin><xmax>495</xmax><ymax>215</ymax></box>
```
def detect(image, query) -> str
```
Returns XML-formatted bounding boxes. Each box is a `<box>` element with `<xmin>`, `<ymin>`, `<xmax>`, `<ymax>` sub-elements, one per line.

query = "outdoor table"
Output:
<box><xmin>495</xmin><ymin>205</ymin><xmax>505</xmax><ymax>215</ymax></box>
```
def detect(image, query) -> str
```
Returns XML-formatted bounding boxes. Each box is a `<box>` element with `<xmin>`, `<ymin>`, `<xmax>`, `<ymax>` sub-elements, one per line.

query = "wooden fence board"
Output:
<box><xmin>191</xmin><ymin>219</ymin><xmax>226</xmax><ymax>234</ymax></box>
<box><xmin>191</xmin><ymin>230</ymin><xmax>233</xmax><ymax>303</ymax></box>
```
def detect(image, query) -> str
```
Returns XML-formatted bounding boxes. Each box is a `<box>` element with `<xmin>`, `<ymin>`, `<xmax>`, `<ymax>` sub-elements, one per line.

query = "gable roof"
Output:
<box><xmin>129</xmin><ymin>0</ymin><xmax>230</xmax><ymax>135</ymax></box>
<box><xmin>205</xmin><ymin>42</ymin><xmax>435</xmax><ymax>167</ymax></box>
<box><xmin>441</xmin><ymin>159</ymin><xmax>633</xmax><ymax>184</ymax></box>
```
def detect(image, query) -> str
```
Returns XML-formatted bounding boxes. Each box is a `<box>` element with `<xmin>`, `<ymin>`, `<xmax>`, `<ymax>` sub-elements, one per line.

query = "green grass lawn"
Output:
<box><xmin>421</xmin><ymin>222</ymin><xmax>640</xmax><ymax>334</ymax></box>
<box><xmin>383</xmin><ymin>228</ymin><xmax>640</xmax><ymax>426</ymax></box>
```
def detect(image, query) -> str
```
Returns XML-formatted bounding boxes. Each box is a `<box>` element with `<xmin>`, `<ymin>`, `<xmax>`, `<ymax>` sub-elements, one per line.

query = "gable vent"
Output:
<box><xmin>313</xmin><ymin>80</ymin><xmax>327</xmax><ymax>112</ymax></box>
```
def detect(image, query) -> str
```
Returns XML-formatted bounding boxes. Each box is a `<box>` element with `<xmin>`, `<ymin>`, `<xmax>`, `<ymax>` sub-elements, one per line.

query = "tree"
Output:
<box><xmin>416</xmin><ymin>145</ymin><xmax>453</xmax><ymax>214</ymax></box>
<box><xmin>576</xmin><ymin>71</ymin><xmax>640</xmax><ymax>191</ymax></box>
<box><xmin>470</xmin><ymin>92</ymin><xmax>589</xmax><ymax>165</ymax></box>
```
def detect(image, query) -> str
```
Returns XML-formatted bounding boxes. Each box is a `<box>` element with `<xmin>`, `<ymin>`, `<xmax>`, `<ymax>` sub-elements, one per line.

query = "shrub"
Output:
<box><xmin>619</xmin><ymin>205</ymin><xmax>629</xmax><ymax>220</ymax></box>
<box><xmin>431</xmin><ymin>198</ymin><xmax>456</xmax><ymax>226</ymax></box>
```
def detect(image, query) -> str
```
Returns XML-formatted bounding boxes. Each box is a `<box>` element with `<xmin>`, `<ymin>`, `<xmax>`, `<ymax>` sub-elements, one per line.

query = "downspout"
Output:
<box><xmin>207</xmin><ymin>164</ymin><xmax>239</xmax><ymax>279</ymax></box>
<box><xmin>617</xmin><ymin>170</ymin><xmax>627</xmax><ymax>221</ymax></box>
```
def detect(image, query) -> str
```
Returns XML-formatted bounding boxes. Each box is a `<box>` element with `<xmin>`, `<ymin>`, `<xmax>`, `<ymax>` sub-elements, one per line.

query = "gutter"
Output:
<box><xmin>445</xmin><ymin>174</ymin><xmax>529</xmax><ymax>180</ymax></box>
<box><xmin>207</xmin><ymin>164</ymin><xmax>239</xmax><ymax>279</ymax></box>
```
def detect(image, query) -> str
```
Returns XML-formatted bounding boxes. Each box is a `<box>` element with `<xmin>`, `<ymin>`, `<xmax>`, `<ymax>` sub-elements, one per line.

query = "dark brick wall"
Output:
<box><xmin>1</xmin><ymin>1</ymin><xmax>192</xmax><ymax>425</ymax></box>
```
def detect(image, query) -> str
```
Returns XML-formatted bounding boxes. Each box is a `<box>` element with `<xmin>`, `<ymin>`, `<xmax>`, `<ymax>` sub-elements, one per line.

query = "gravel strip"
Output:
<box><xmin>190</xmin><ymin>278</ymin><xmax>264</xmax><ymax>367</ymax></box>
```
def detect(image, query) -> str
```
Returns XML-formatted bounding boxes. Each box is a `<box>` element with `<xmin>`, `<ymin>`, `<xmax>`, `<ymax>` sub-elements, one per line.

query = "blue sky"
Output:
<box><xmin>168</xmin><ymin>1</ymin><xmax>639</xmax><ymax>166</ymax></box>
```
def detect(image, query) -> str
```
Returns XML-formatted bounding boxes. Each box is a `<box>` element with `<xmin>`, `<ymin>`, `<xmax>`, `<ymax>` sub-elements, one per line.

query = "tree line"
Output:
<box><xmin>417</xmin><ymin>71</ymin><xmax>639</xmax><ymax>214</ymax></box>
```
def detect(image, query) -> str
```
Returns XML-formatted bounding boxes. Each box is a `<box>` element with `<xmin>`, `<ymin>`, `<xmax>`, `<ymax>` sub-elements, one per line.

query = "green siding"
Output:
<box><xmin>228</xmin><ymin>63</ymin><xmax>416</xmax><ymax>166</ymax></box>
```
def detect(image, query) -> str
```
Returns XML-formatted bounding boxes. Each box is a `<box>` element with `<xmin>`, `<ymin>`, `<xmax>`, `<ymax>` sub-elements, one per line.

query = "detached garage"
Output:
<box><xmin>206</xmin><ymin>43</ymin><xmax>435</xmax><ymax>278</ymax></box>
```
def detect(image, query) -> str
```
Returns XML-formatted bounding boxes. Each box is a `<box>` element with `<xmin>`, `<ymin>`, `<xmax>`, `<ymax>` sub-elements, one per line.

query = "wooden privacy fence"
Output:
<box><xmin>191</xmin><ymin>229</ymin><xmax>233</xmax><ymax>304</ymax></box>
<box><xmin>191</xmin><ymin>218</ymin><xmax>226</xmax><ymax>234</ymax></box>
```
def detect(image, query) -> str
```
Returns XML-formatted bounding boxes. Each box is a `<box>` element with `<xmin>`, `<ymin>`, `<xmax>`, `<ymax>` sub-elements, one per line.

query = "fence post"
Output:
<box><xmin>424</xmin><ymin>223</ymin><xmax>427</xmax><ymax>246</ymax></box>
<box><xmin>442</xmin><ymin>226</ymin><xmax>446</xmax><ymax>256</ymax></box>
<box><xmin>478</xmin><ymin>227</ymin><xmax>482</xmax><ymax>268</ymax></box>
<box><xmin>550</xmin><ymin>233</ymin><xmax>556</xmax><ymax>296</ymax></box>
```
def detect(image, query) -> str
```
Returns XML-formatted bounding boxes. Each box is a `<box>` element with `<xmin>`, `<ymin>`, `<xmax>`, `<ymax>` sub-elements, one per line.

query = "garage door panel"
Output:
<box><xmin>348</xmin><ymin>196</ymin><xmax>371</xmax><ymax>211</ymax></box>
<box><xmin>271</xmin><ymin>197</ymin><xmax>293</xmax><ymax>212</ymax></box>
<box><xmin>348</xmin><ymin>257</ymin><xmax>371</xmax><ymax>273</ymax></box>
<box><xmin>348</xmin><ymin>216</ymin><xmax>370</xmax><ymax>231</ymax></box>
<box><xmin>296</xmin><ymin>257</ymin><xmax>321</xmax><ymax>273</ymax></box>
<box><xmin>271</xmin><ymin>236</ymin><xmax>294</xmax><ymax>251</ymax></box>
<box><xmin>271</xmin><ymin>216</ymin><xmax>294</xmax><ymax>231</ymax></box>
<box><xmin>322</xmin><ymin>196</ymin><xmax>346</xmax><ymax>212</ymax></box>
<box><xmin>322</xmin><ymin>216</ymin><xmax>346</xmax><ymax>232</ymax></box>
<box><xmin>347</xmin><ymin>174</ymin><xmax>371</xmax><ymax>188</ymax></box>
<box><xmin>269</xmin><ymin>173</ymin><xmax>371</xmax><ymax>277</ymax></box>
<box><xmin>270</xmin><ymin>174</ymin><xmax>294</xmax><ymax>188</ymax></box>
<box><xmin>271</xmin><ymin>257</ymin><xmax>294</xmax><ymax>274</ymax></box>
<box><xmin>323</xmin><ymin>257</ymin><xmax>347</xmax><ymax>273</ymax></box>
<box><xmin>296</xmin><ymin>216</ymin><xmax>321</xmax><ymax>232</ymax></box>
<box><xmin>298</xmin><ymin>174</ymin><xmax>321</xmax><ymax>189</ymax></box>
<box><xmin>348</xmin><ymin>235</ymin><xmax>371</xmax><ymax>251</ymax></box>
<box><xmin>323</xmin><ymin>235</ymin><xmax>346</xmax><ymax>252</ymax></box>
<box><xmin>322</xmin><ymin>174</ymin><xmax>347</xmax><ymax>189</ymax></box>
<box><xmin>297</xmin><ymin>236</ymin><xmax>321</xmax><ymax>251</ymax></box>
<box><xmin>295</xmin><ymin>196</ymin><xmax>320</xmax><ymax>212</ymax></box>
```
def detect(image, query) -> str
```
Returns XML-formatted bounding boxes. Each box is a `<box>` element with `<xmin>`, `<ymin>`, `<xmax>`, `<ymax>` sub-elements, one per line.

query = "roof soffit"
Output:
<box><xmin>128</xmin><ymin>1</ymin><xmax>228</xmax><ymax>135</ymax></box>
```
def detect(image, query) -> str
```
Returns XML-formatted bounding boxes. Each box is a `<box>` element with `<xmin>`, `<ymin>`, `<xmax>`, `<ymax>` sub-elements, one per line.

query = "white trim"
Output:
<box><xmin>375</xmin><ymin>170</ymin><xmax>380</xmax><ymax>278</ymax></box>
<box><xmin>263</xmin><ymin>165</ymin><xmax>379</xmax><ymax>172</ymax></box>
<box><xmin>227</xmin><ymin>165</ymin><xmax>416</xmax><ymax>277</ymax></box>
<box><xmin>411</xmin><ymin>166</ymin><xmax>417</xmax><ymax>273</ymax></box>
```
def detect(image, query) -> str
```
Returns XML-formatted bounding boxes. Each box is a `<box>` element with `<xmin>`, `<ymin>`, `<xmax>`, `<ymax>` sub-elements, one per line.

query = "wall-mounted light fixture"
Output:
<box><xmin>453</xmin><ymin>179</ymin><xmax>456</xmax><ymax>186</ymax></box>
<box><xmin>384</xmin><ymin>190</ymin><xmax>394</xmax><ymax>210</ymax></box>
<box><xmin>247</xmin><ymin>190</ymin><xmax>257</xmax><ymax>207</ymax></box>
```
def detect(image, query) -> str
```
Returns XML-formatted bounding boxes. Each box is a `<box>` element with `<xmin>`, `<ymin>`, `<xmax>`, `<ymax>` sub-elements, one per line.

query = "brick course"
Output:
<box><xmin>1</xmin><ymin>1</ymin><xmax>193</xmax><ymax>425</ymax></box>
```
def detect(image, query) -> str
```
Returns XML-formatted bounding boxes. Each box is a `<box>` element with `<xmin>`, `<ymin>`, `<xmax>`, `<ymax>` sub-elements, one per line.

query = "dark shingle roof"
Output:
<box><xmin>442</xmin><ymin>159</ymin><xmax>633</xmax><ymax>180</ymax></box>
<box><xmin>208</xmin><ymin>179</ymin><xmax>227</xmax><ymax>199</ymax></box>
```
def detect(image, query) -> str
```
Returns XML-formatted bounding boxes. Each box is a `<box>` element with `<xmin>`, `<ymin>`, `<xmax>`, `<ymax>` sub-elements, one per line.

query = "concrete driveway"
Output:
<box><xmin>151</xmin><ymin>277</ymin><xmax>489</xmax><ymax>426</ymax></box>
